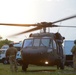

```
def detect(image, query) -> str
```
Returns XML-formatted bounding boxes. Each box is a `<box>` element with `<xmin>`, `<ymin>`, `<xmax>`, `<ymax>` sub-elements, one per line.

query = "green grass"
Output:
<box><xmin>0</xmin><ymin>63</ymin><xmax>76</xmax><ymax>75</ymax></box>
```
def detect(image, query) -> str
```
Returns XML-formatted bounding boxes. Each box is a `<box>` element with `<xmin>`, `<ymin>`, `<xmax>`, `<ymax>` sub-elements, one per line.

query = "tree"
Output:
<box><xmin>0</xmin><ymin>39</ymin><xmax>13</xmax><ymax>48</ymax></box>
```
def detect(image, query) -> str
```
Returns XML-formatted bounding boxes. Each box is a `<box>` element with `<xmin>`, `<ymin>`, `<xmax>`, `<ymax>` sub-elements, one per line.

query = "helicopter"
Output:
<box><xmin>0</xmin><ymin>15</ymin><xmax>76</xmax><ymax>71</ymax></box>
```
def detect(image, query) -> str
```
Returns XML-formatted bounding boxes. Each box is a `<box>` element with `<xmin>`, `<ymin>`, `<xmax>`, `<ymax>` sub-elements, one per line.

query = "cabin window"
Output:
<box><xmin>23</xmin><ymin>39</ymin><xmax>33</xmax><ymax>48</ymax></box>
<box><xmin>33</xmin><ymin>39</ymin><xmax>40</xmax><ymax>46</ymax></box>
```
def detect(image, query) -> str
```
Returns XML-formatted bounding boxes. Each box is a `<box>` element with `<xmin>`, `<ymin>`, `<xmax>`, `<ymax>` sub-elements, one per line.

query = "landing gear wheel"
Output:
<box><xmin>60</xmin><ymin>62</ymin><xmax>64</xmax><ymax>70</ymax></box>
<box><xmin>59</xmin><ymin>60</ymin><xmax>64</xmax><ymax>70</ymax></box>
<box><xmin>57</xmin><ymin>59</ymin><xmax>64</xmax><ymax>70</ymax></box>
<box><xmin>22</xmin><ymin>64</ymin><xmax>28</xmax><ymax>72</ymax></box>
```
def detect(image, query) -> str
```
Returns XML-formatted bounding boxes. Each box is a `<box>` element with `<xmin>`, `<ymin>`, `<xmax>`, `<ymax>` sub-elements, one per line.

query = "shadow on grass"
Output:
<box><xmin>19</xmin><ymin>69</ymin><xmax>56</xmax><ymax>72</ymax></box>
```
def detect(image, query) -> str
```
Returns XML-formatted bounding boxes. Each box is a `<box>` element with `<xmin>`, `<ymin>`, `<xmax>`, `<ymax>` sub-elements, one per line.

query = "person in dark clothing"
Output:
<box><xmin>54</xmin><ymin>32</ymin><xmax>65</xmax><ymax>69</ymax></box>
<box><xmin>54</xmin><ymin>32</ymin><xmax>64</xmax><ymax>43</ymax></box>
<box><xmin>6</xmin><ymin>43</ymin><xmax>18</xmax><ymax>72</ymax></box>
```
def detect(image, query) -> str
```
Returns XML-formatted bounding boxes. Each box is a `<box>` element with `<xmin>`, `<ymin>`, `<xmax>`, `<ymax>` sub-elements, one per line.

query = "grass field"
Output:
<box><xmin>0</xmin><ymin>63</ymin><xmax>76</xmax><ymax>75</ymax></box>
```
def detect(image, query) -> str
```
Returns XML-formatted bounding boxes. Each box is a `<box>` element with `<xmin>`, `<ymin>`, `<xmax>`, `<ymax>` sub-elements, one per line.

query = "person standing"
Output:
<box><xmin>54</xmin><ymin>32</ymin><xmax>65</xmax><ymax>70</ymax></box>
<box><xmin>71</xmin><ymin>40</ymin><xmax>76</xmax><ymax>71</ymax></box>
<box><xmin>6</xmin><ymin>43</ymin><xmax>18</xmax><ymax>72</ymax></box>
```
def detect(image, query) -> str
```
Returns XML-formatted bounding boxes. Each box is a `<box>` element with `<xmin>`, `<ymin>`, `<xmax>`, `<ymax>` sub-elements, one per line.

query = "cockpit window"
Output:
<box><xmin>41</xmin><ymin>38</ymin><xmax>50</xmax><ymax>47</ymax></box>
<box><xmin>49</xmin><ymin>40</ymin><xmax>52</xmax><ymax>48</ymax></box>
<box><xmin>23</xmin><ymin>39</ymin><xmax>33</xmax><ymax>48</ymax></box>
<box><xmin>33</xmin><ymin>39</ymin><xmax>40</xmax><ymax>46</ymax></box>
<box><xmin>23</xmin><ymin>38</ymin><xmax>52</xmax><ymax>48</ymax></box>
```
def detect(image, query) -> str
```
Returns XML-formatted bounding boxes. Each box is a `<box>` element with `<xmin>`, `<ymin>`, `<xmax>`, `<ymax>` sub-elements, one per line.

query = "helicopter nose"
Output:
<box><xmin>21</xmin><ymin>47</ymin><xmax>48</xmax><ymax>61</ymax></box>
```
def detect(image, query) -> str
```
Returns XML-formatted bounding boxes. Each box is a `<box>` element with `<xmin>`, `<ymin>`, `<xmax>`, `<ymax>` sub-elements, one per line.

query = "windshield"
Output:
<box><xmin>41</xmin><ymin>38</ymin><xmax>50</xmax><ymax>47</ymax></box>
<box><xmin>1</xmin><ymin>45</ymin><xmax>9</xmax><ymax>49</ymax></box>
<box><xmin>23</xmin><ymin>38</ymin><xmax>52</xmax><ymax>48</ymax></box>
<box><xmin>23</xmin><ymin>39</ymin><xmax>33</xmax><ymax>48</ymax></box>
<box><xmin>33</xmin><ymin>39</ymin><xmax>40</xmax><ymax>46</ymax></box>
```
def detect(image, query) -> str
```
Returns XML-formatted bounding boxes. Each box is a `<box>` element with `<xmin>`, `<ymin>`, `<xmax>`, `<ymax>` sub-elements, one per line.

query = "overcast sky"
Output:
<box><xmin>0</xmin><ymin>0</ymin><xmax>76</xmax><ymax>42</ymax></box>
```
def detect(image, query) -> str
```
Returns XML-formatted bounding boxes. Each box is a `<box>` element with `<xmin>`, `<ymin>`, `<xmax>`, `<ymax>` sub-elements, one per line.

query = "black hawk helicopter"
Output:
<box><xmin>0</xmin><ymin>15</ymin><xmax>76</xmax><ymax>71</ymax></box>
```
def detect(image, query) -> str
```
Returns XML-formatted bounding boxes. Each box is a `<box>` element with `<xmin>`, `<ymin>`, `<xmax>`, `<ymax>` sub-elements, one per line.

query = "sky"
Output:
<box><xmin>0</xmin><ymin>0</ymin><xmax>76</xmax><ymax>42</ymax></box>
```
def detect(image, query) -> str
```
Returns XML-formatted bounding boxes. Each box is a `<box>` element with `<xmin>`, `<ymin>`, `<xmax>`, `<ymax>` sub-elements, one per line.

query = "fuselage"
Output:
<box><xmin>21</xmin><ymin>33</ymin><xmax>65</xmax><ymax>66</ymax></box>
<box><xmin>21</xmin><ymin>47</ymin><xmax>58</xmax><ymax>66</ymax></box>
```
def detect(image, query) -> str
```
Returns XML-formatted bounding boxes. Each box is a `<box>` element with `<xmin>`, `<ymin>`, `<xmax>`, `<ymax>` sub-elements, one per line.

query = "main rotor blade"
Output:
<box><xmin>4</xmin><ymin>14</ymin><xmax>76</xmax><ymax>37</ymax></box>
<box><xmin>52</xmin><ymin>15</ymin><xmax>76</xmax><ymax>23</ymax></box>
<box><xmin>12</xmin><ymin>24</ymin><xmax>54</xmax><ymax>36</ymax></box>
<box><xmin>9</xmin><ymin>26</ymin><xmax>42</xmax><ymax>36</ymax></box>
<box><xmin>0</xmin><ymin>23</ymin><xmax>37</xmax><ymax>27</ymax></box>
<box><xmin>0</xmin><ymin>15</ymin><xmax>76</xmax><ymax>27</ymax></box>
<box><xmin>9</xmin><ymin>24</ymin><xmax>76</xmax><ymax>36</ymax></box>
<box><xmin>46</xmin><ymin>24</ymin><xmax>76</xmax><ymax>27</ymax></box>
<box><xmin>54</xmin><ymin>25</ymin><xmax>76</xmax><ymax>27</ymax></box>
